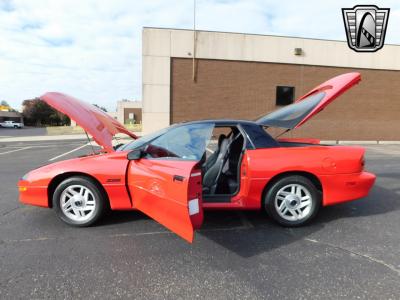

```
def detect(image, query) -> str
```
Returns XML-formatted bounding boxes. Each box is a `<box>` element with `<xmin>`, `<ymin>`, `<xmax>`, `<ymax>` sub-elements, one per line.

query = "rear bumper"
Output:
<box><xmin>18</xmin><ymin>180</ymin><xmax>49</xmax><ymax>208</ymax></box>
<box><xmin>320</xmin><ymin>171</ymin><xmax>376</xmax><ymax>206</ymax></box>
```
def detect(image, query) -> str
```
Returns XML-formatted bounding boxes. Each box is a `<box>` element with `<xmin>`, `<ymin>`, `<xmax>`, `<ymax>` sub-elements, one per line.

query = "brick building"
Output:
<box><xmin>141</xmin><ymin>27</ymin><xmax>400</xmax><ymax>141</ymax></box>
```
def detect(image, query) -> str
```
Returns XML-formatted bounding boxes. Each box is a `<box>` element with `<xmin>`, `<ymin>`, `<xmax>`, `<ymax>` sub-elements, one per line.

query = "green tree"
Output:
<box><xmin>22</xmin><ymin>98</ymin><xmax>70</xmax><ymax>126</ymax></box>
<box><xmin>0</xmin><ymin>100</ymin><xmax>9</xmax><ymax>106</ymax></box>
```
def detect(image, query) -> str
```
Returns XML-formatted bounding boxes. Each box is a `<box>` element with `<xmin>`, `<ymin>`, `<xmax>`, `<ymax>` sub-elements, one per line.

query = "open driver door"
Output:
<box><xmin>127</xmin><ymin>156</ymin><xmax>203</xmax><ymax>243</ymax></box>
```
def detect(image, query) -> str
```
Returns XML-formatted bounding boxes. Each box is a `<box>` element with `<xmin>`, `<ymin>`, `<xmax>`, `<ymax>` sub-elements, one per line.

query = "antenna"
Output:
<box><xmin>84</xmin><ymin>131</ymin><xmax>96</xmax><ymax>154</ymax></box>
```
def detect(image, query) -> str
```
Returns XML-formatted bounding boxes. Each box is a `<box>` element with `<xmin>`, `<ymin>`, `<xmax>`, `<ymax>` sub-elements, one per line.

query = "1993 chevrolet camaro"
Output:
<box><xmin>18</xmin><ymin>72</ymin><xmax>376</xmax><ymax>242</ymax></box>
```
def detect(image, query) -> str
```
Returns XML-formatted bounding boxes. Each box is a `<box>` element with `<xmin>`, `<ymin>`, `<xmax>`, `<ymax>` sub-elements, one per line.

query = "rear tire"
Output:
<box><xmin>53</xmin><ymin>176</ymin><xmax>107</xmax><ymax>227</ymax></box>
<box><xmin>264</xmin><ymin>175</ymin><xmax>321</xmax><ymax>227</ymax></box>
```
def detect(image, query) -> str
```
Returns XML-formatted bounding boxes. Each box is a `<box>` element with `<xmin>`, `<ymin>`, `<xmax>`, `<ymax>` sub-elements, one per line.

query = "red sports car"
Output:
<box><xmin>18</xmin><ymin>72</ymin><xmax>376</xmax><ymax>242</ymax></box>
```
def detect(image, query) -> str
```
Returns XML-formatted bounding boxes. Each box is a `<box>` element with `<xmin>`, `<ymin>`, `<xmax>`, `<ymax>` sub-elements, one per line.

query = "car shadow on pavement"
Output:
<box><xmin>199</xmin><ymin>211</ymin><xmax>324</xmax><ymax>258</ymax></box>
<box><xmin>97</xmin><ymin>210</ymin><xmax>148</xmax><ymax>226</ymax></box>
<box><xmin>199</xmin><ymin>184</ymin><xmax>400</xmax><ymax>258</ymax></box>
<box><xmin>88</xmin><ymin>183</ymin><xmax>399</xmax><ymax>259</ymax></box>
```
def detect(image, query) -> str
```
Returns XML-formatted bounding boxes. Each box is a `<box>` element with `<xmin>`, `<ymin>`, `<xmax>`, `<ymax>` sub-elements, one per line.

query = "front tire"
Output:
<box><xmin>264</xmin><ymin>175</ymin><xmax>321</xmax><ymax>227</ymax></box>
<box><xmin>53</xmin><ymin>176</ymin><xmax>107</xmax><ymax>227</ymax></box>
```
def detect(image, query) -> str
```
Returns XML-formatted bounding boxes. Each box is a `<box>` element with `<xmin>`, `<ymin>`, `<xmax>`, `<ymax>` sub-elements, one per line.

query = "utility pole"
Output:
<box><xmin>192</xmin><ymin>0</ymin><xmax>197</xmax><ymax>82</ymax></box>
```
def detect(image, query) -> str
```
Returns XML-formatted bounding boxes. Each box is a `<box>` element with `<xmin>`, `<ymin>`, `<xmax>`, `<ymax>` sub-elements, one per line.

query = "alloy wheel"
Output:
<box><xmin>60</xmin><ymin>184</ymin><xmax>96</xmax><ymax>222</ymax></box>
<box><xmin>274</xmin><ymin>183</ymin><xmax>313</xmax><ymax>221</ymax></box>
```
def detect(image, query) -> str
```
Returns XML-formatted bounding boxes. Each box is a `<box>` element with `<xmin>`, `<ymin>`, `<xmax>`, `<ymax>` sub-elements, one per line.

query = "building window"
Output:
<box><xmin>276</xmin><ymin>86</ymin><xmax>295</xmax><ymax>106</ymax></box>
<box><xmin>129</xmin><ymin>113</ymin><xmax>134</xmax><ymax>120</ymax></box>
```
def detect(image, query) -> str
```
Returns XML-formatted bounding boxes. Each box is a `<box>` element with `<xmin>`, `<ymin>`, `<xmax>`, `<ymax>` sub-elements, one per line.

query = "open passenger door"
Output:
<box><xmin>127</xmin><ymin>159</ymin><xmax>203</xmax><ymax>243</ymax></box>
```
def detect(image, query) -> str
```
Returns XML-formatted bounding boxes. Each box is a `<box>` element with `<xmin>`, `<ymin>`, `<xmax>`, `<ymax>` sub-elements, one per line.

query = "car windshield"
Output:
<box><xmin>144</xmin><ymin>123</ymin><xmax>214</xmax><ymax>160</ymax></box>
<box><xmin>120</xmin><ymin>123</ymin><xmax>214</xmax><ymax>161</ymax></box>
<box><xmin>118</xmin><ymin>126</ymin><xmax>173</xmax><ymax>151</ymax></box>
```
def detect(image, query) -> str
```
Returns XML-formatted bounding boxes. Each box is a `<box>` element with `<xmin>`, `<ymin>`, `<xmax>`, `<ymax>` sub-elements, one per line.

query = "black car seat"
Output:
<box><xmin>202</xmin><ymin>137</ymin><xmax>229</xmax><ymax>194</ymax></box>
<box><xmin>223</xmin><ymin>133</ymin><xmax>244</xmax><ymax>194</ymax></box>
<box><xmin>203</xmin><ymin>134</ymin><xmax>227</xmax><ymax>173</ymax></box>
<box><xmin>225</xmin><ymin>133</ymin><xmax>244</xmax><ymax>175</ymax></box>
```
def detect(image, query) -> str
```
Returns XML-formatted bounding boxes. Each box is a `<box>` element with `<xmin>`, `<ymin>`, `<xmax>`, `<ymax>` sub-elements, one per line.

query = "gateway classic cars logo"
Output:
<box><xmin>342</xmin><ymin>5</ymin><xmax>390</xmax><ymax>52</ymax></box>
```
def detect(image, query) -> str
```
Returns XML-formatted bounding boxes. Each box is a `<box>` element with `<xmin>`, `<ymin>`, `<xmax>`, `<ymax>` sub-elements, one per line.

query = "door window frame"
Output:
<box><xmin>202</xmin><ymin>123</ymin><xmax>248</xmax><ymax>202</ymax></box>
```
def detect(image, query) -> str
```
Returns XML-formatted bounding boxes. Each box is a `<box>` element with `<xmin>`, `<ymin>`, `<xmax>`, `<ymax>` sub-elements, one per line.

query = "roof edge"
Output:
<box><xmin>142</xmin><ymin>27</ymin><xmax>400</xmax><ymax>47</ymax></box>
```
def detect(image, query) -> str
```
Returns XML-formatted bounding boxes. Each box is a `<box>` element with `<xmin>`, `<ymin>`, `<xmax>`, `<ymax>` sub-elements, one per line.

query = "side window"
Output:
<box><xmin>145</xmin><ymin>123</ymin><xmax>214</xmax><ymax>160</ymax></box>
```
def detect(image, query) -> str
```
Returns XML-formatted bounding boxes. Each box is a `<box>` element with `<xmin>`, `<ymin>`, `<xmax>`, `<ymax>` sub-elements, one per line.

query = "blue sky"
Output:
<box><xmin>0</xmin><ymin>0</ymin><xmax>399</xmax><ymax>111</ymax></box>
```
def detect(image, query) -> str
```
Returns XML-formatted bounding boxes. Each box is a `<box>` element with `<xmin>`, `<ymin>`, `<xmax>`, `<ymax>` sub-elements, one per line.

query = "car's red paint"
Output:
<box><xmin>128</xmin><ymin>159</ymin><xmax>203</xmax><ymax>242</ymax></box>
<box><xmin>293</xmin><ymin>72</ymin><xmax>361</xmax><ymax>128</ymax></box>
<box><xmin>19</xmin><ymin>182</ymin><xmax>48</xmax><ymax>208</ymax></box>
<box><xmin>242</xmin><ymin>146</ymin><xmax>373</xmax><ymax>206</ymax></box>
<box><xmin>18</xmin><ymin>143</ymin><xmax>375</xmax><ymax>241</ymax></box>
<box><xmin>19</xmin><ymin>151</ymin><xmax>132</xmax><ymax>209</ymax></box>
<box><xmin>319</xmin><ymin>172</ymin><xmax>376</xmax><ymax>206</ymax></box>
<box><xmin>19</xmin><ymin>73</ymin><xmax>376</xmax><ymax>242</ymax></box>
<box><xmin>41</xmin><ymin>92</ymin><xmax>137</xmax><ymax>153</ymax></box>
<box><xmin>18</xmin><ymin>152</ymin><xmax>204</xmax><ymax>242</ymax></box>
<box><xmin>277</xmin><ymin>138</ymin><xmax>320</xmax><ymax>144</ymax></box>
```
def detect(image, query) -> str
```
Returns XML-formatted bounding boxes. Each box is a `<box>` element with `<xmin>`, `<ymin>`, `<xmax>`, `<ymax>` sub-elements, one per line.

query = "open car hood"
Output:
<box><xmin>41</xmin><ymin>92</ymin><xmax>138</xmax><ymax>152</ymax></box>
<box><xmin>256</xmin><ymin>72</ymin><xmax>361</xmax><ymax>129</ymax></box>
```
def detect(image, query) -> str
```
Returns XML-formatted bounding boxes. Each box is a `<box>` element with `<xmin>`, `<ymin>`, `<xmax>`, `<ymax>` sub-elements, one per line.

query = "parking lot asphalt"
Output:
<box><xmin>1</xmin><ymin>141</ymin><xmax>400</xmax><ymax>299</ymax></box>
<box><xmin>0</xmin><ymin>127</ymin><xmax>47</xmax><ymax>137</ymax></box>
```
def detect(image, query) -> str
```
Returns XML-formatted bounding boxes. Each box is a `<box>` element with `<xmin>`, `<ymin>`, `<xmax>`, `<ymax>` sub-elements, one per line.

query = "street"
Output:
<box><xmin>1</xmin><ymin>141</ymin><xmax>400</xmax><ymax>299</ymax></box>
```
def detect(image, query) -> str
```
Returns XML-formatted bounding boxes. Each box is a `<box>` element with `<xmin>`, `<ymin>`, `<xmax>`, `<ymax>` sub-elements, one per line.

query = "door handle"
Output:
<box><xmin>173</xmin><ymin>175</ymin><xmax>185</xmax><ymax>182</ymax></box>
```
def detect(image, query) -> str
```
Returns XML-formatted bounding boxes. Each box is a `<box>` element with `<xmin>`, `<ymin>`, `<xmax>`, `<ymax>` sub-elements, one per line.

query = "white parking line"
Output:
<box><xmin>48</xmin><ymin>143</ymin><xmax>90</xmax><ymax>161</ymax></box>
<box><xmin>0</xmin><ymin>146</ymin><xmax>32</xmax><ymax>155</ymax></box>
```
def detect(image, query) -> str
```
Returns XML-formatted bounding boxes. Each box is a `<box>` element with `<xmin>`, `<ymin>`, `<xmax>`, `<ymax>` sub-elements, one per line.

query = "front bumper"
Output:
<box><xmin>18</xmin><ymin>180</ymin><xmax>49</xmax><ymax>208</ymax></box>
<box><xmin>320</xmin><ymin>171</ymin><xmax>376</xmax><ymax>206</ymax></box>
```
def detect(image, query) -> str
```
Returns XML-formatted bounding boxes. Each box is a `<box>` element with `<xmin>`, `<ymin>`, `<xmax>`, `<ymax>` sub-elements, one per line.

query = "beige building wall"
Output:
<box><xmin>116</xmin><ymin>100</ymin><xmax>142</xmax><ymax>124</ymax></box>
<box><xmin>142</xmin><ymin>27</ymin><xmax>400</xmax><ymax>138</ymax></box>
<box><xmin>107</xmin><ymin>111</ymin><xmax>117</xmax><ymax>120</ymax></box>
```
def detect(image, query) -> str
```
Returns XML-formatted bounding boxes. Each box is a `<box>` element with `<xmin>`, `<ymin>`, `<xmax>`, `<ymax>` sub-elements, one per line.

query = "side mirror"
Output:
<box><xmin>113</xmin><ymin>143</ymin><xmax>124</xmax><ymax>150</ymax></box>
<box><xmin>127</xmin><ymin>149</ymin><xmax>144</xmax><ymax>160</ymax></box>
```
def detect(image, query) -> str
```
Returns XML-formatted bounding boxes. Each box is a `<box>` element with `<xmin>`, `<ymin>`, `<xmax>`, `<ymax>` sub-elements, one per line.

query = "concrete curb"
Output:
<box><xmin>377</xmin><ymin>141</ymin><xmax>400</xmax><ymax>145</ymax></box>
<box><xmin>337</xmin><ymin>141</ymin><xmax>380</xmax><ymax>145</ymax></box>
